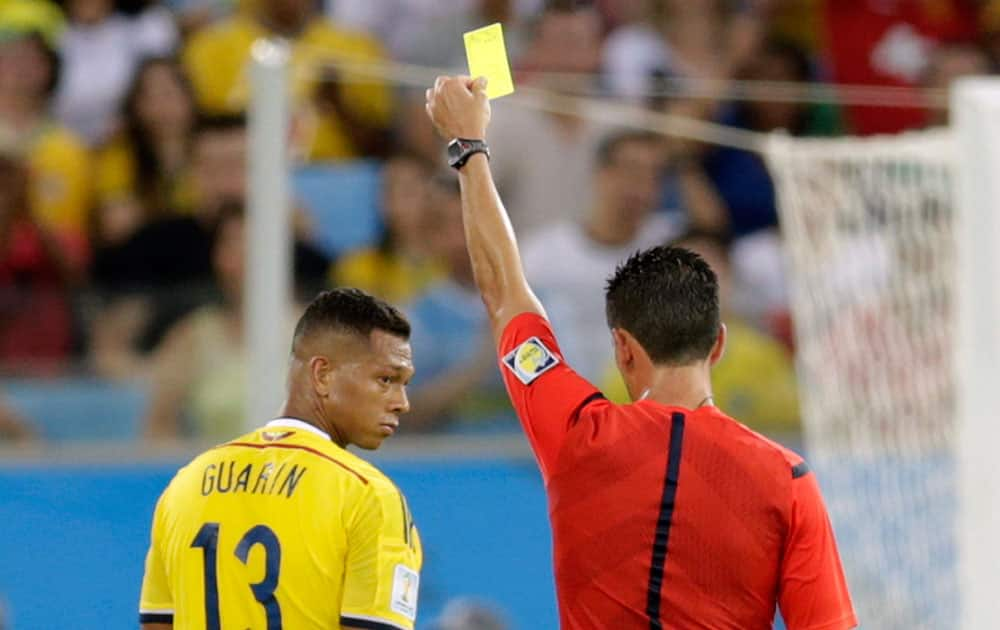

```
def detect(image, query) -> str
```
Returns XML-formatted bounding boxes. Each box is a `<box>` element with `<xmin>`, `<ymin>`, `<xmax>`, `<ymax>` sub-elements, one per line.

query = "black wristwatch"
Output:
<box><xmin>447</xmin><ymin>138</ymin><xmax>490</xmax><ymax>170</ymax></box>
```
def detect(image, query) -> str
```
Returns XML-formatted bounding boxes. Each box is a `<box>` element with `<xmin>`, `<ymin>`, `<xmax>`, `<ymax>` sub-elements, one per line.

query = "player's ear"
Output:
<box><xmin>309</xmin><ymin>355</ymin><xmax>332</xmax><ymax>397</ymax></box>
<box><xmin>708</xmin><ymin>323</ymin><xmax>727</xmax><ymax>368</ymax></box>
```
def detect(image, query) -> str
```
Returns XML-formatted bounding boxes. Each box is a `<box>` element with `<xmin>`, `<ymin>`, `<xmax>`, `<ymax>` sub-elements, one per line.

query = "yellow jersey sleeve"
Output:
<box><xmin>340</xmin><ymin>482</ymin><xmax>422</xmax><ymax>630</ymax></box>
<box><xmin>138</xmin><ymin>492</ymin><xmax>174</xmax><ymax>624</ymax></box>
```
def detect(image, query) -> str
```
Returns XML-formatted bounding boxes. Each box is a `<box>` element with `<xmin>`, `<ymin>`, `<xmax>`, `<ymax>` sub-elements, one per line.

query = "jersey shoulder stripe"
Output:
<box><xmin>222</xmin><ymin>440</ymin><xmax>370</xmax><ymax>484</ymax></box>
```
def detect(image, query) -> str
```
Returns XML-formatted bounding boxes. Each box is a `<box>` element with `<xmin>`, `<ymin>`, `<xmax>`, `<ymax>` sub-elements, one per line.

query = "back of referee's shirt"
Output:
<box><xmin>498</xmin><ymin>313</ymin><xmax>857</xmax><ymax>630</ymax></box>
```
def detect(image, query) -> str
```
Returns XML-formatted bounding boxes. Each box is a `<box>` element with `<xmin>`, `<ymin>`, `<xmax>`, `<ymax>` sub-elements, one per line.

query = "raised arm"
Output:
<box><xmin>425</xmin><ymin>76</ymin><xmax>545</xmax><ymax>340</ymax></box>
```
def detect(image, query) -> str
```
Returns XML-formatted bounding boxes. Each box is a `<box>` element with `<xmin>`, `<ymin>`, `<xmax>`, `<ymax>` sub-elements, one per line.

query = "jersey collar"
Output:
<box><xmin>265</xmin><ymin>417</ymin><xmax>331</xmax><ymax>441</ymax></box>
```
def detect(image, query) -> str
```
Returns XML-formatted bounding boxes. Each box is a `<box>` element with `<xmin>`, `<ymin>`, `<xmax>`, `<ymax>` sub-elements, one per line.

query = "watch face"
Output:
<box><xmin>449</xmin><ymin>140</ymin><xmax>470</xmax><ymax>158</ymax></box>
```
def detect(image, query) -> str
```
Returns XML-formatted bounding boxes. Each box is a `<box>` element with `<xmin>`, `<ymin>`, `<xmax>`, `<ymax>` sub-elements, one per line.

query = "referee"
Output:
<box><xmin>425</xmin><ymin>76</ymin><xmax>857</xmax><ymax>630</ymax></box>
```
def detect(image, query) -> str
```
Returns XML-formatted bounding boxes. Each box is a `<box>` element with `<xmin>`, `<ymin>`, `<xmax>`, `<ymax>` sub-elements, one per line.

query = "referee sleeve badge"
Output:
<box><xmin>502</xmin><ymin>337</ymin><xmax>560</xmax><ymax>385</ymax></box>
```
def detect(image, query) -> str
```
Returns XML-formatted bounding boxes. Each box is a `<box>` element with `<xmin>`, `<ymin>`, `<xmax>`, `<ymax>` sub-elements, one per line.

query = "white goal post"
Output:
<box><xmin>952</xmin><ymin>77</ymin><xmax>1000</xmax><ymax>630</ymax></box>
<box><xmin>764</xmin><ymin>78</ymin><xmax>1000</xmax><ymax>629</ymax></box>
<box><xmin>245</xmin><ymin>39</ymin><xmax>293</xmax><ymax>429</ymax></box>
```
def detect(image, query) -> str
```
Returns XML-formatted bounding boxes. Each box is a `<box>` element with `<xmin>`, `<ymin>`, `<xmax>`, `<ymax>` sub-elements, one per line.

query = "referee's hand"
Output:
<box><xmin>425</xmin><ymin>75</ymin><xmax>491</xmax><ymax>140</ymax></box>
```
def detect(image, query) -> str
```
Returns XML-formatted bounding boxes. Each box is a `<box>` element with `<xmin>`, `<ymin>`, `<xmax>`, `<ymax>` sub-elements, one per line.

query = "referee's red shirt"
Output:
<box><xmin>498</xmin><ymin>313</ymin><xmax>857</xmax><ymax>630</ymax></box>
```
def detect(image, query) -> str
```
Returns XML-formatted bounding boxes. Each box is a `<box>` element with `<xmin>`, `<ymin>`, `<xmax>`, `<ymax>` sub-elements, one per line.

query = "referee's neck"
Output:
<box><xmin>642</xmin><ymin>363</ymin><xmax>713</xmax><ymax>411</ymax></box>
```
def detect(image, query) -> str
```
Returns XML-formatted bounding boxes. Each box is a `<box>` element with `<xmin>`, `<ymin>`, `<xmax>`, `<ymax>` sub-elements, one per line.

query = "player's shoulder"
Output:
<box><xmin>171</xmin><ymin>425</ymin><xmax>379</xmax><ymax>488</ymax></box>
<box><xmin>245</xmin><ymin>426</ymin><xmax>383</xmax><ymax>489</ymax></box>
<box><xmin>163</xmin><ymin>435</ymin><xmax>246</xmax><ymax>492</ymax></box>
<box><xmin>256</xmin><ymin>431</ymin><xmax>400</xmax><ymax>499</ymax></box>
<box><xmin>156</xmin><ymin>447</ymin><xmax>215</xmax><ymax>507</ymax></box>
<box><xmin>330</xmin><ymin>446</ymin><xmax>394</xmax><ymax>490</ymax></box>
<box><xmin>330</xmin><ymin>450</ymin><xmax>411</xmax><ymax>529</ymax></box>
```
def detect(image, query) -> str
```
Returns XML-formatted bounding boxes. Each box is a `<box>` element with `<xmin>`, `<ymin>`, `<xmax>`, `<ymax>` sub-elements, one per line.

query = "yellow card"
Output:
<box><xmin>463</xmin><ymin>22</ymin><xmax>515</xmax><ymax>99</ymax></box>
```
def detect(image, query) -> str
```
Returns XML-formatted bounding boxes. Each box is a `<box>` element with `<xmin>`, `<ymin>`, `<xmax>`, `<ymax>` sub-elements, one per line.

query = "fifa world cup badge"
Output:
<box><xmin>391</xmin><ymin>564</ymin><xmax>419</xmax><ymax>621</ymax></box>
<box><xmin>503</xmin><ymin>337</ymin><xmax>559</xmax><ymax>385</ymax></box>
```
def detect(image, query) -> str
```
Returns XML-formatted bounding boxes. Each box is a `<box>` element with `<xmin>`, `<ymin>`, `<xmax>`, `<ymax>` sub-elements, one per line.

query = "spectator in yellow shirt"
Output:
<box><xmin>0</xmin><ymin>8</ymin><xmax>91</xmax><ymax>265</ymax></box>
<box><xmin>183</xmin><ymin>0</ymin><xmax>393</xmax><ymax>161</ymax></box>
<box><xmin>331</xmin><ymin>153</ymin><xmax>442</xmax><ymax>304</ymax></box>
<box><xmin>601</xmin><ymin>231</ymin><xmax>802</xmax><ymax>437</ymax></box>
<box><xmin>95</xmin><ymin>57</ymin><xmax>199</xmax><ymax>233</ymax></box>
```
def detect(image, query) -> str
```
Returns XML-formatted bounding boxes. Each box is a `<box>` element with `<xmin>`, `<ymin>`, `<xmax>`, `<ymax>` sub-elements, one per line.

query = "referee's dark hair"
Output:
<box><xmin>292</xmin><ymin>288</ymin><xmax>411</xmax><ymax>352</ymax></box>
<box><xmin>605</xmin><ymin>246</ymin><xmax>720</xmax><ymax>365</ymax></box>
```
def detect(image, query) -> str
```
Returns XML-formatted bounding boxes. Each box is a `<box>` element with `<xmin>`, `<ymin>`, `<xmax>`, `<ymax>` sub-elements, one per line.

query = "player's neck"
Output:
<box><xmin>639</xmin><ymin>363</ymin><xmax>714</xmax><ymax>411</ymax></box>
<box><xmin>279</xmin><ymin>401</ymin><xmax>344</xmax><ymax>447</ymax></box>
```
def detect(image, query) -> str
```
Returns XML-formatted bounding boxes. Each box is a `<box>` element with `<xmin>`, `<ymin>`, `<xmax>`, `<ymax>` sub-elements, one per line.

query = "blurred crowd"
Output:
<box><xmin>0</xmin><ymin>0</ymin><xmax>996</xmax><ymax>444</ymax></box>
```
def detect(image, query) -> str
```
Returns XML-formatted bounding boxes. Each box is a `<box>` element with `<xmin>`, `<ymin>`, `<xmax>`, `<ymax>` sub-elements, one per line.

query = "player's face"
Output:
<box><xmin>325</xmin><ymin>330</ymin><xmax>414</xmax><ymax>450</ymax></box>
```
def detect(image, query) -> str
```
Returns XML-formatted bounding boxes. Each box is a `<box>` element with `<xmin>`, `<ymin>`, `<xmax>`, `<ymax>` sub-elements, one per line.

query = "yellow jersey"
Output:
<box><xmin>140</xmin><ymin>418</ymin><xmax>422</xmax><ymax>630</ymax></box>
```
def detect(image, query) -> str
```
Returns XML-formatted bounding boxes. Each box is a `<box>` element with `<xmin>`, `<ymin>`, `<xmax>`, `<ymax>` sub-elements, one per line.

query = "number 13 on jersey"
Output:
<box><xmin>191</xmin><ymin>522</ymin><xmax>283</xmax><ymax>630</ymax></box>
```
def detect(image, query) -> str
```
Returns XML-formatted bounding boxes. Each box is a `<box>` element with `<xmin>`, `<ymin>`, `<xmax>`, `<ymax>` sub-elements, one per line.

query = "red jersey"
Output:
<box><xmin>498</xmin><ymin>313</ymin><xmax>856</xmax><ymax>630</ymax></box>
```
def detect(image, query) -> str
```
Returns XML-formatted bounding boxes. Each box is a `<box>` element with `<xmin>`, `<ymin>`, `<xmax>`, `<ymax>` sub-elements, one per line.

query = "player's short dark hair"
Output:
<box><xmin>596</xmin><ymin>130</ymin><xmax>662</xmax><ymax>168</ymax></box>
<box><xmin>605</xmin><ymin>246</ymin><xmax>720</xmax><ymax>365</ymax></box>
<box><xmin>292</xmin><ymin>288</ymin><xmax>411</xmax><ymax>351</ymax></box>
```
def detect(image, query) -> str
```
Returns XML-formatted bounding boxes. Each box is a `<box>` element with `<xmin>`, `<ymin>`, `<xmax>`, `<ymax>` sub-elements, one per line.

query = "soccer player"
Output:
<box><xmin>139</xmin><ymin>289</ymin><xmax>422</xmax><ymax>630</ymax></box>
<box><xmin>425</xmin><ymin>77</ymin><xmax>857</xmax><ymax>629</ymax></box>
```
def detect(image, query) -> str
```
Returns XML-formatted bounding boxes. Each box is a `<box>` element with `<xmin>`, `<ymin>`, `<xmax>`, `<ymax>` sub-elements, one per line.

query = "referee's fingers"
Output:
<box><xmin>472</xmin><ymin>76</ymin><xmax>488</xmax><ymax>98</ymax></box>
<box><xmin>434</xmin><ymin>75</ymin><xmax>449</xmax><ymax>92</ymax></box>
<box><xmin>425</xmin><ymin>88</ymin><xmax>432</xmax><ymax>103</ymax></box>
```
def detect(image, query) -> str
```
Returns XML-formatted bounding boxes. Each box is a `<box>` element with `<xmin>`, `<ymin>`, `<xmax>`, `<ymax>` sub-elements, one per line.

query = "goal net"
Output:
<box><xmin>765</xmin><ymin>129</ymin><xmax>958</xmax><ymax>629</ymax></box>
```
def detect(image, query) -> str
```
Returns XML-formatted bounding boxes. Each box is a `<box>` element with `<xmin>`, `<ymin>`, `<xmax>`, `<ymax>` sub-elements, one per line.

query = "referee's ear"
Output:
<box><xmin>612</xmin><ymin>327</ymin><xmax>652</xmax><ymax>401</ymax></box>
<box><xmin>611</xmin><ymin>328</ymin><xmax>635</xmax><ymax>373</ymax></box>
<box><xmin>708</xmin><ymin>323</ymin><xmax>727</xmax><ymax>368</ymax></box>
